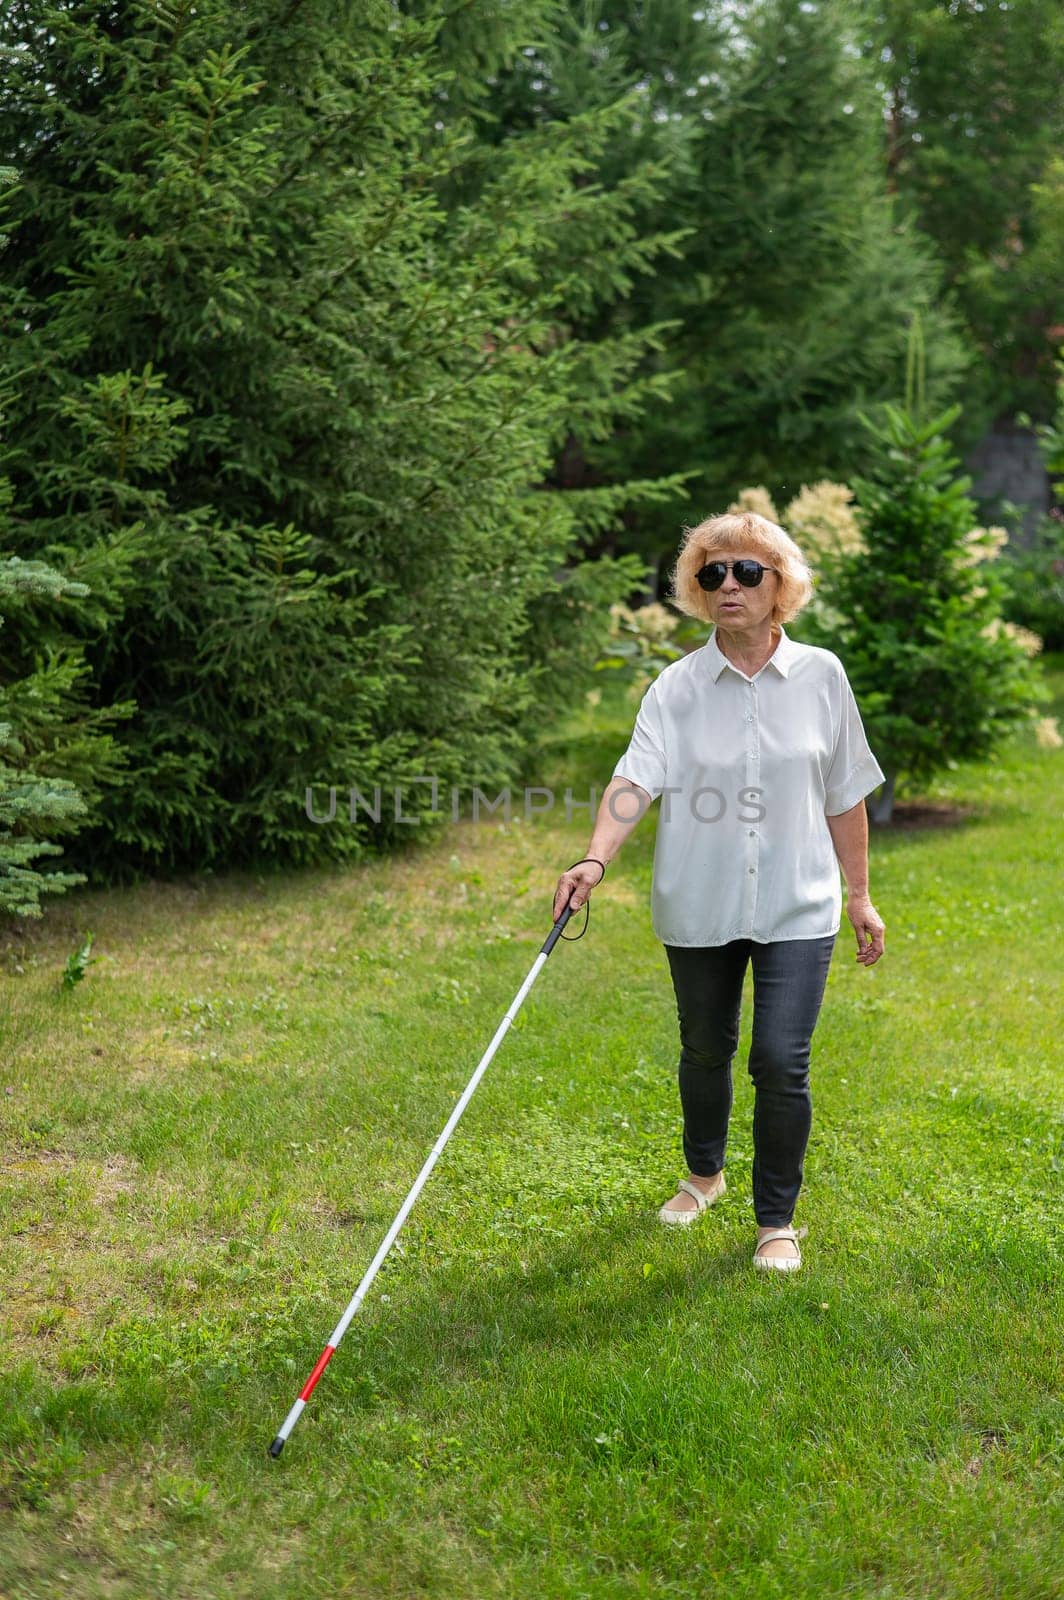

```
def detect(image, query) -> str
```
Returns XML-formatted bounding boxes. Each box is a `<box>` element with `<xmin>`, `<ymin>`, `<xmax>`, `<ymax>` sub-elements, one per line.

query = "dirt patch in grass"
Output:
<box><xmin>92</xmin><ymin>1154</ymin><xmax>139</xmax><ymax>1203</ymax></box>
<box><xmin>2</xmin><ymin>1146</ymin><xmax>78</xmax><ymax>1172</ymax></box>
<box><xmin>873</xmin><ymin>801</ymin><xmax>980</xmax><ymax>830</ymax></box>
<box><xmin>0</xmin><ymin>1148</ymin><xmax>142</xmax><ymax>1195</ymax></box>
<box><xmin>1</xmin><ymin>1151</ymin><xmax>148</xmax><ymax>1359</ymax></box>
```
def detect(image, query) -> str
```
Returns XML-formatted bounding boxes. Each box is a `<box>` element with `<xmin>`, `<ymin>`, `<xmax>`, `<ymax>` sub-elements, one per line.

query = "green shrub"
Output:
<box><xmin>794</xmin><ymin>402</ymin><xmax>1049</xmax><ymax>821</ymax></box>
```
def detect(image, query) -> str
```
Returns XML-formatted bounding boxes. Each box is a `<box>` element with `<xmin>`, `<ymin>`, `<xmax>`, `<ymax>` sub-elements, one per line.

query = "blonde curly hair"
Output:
<box><xmin>667</xmin><ymin>510</ymin><xmax>815</xmax><ymax>627</ymax></box>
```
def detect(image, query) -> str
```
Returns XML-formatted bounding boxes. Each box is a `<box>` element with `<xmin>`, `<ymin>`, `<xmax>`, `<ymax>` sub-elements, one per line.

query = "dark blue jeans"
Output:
<box><xmin>663</xmin><ymin>935</ymin><xmax>836</xmax><ymax>1227</ymax></box>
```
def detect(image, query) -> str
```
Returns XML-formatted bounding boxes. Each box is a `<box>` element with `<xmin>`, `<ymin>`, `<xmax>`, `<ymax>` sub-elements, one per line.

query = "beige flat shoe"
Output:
<box><xmin>752</xmin><ymin>1223</ymin><xmax>809</xmax><ymax>1272</ymax></box>
<box><xmin>657</xmin><ymin>1172</ymin><xmax>726</xmax><ymax>1226</ymax></box>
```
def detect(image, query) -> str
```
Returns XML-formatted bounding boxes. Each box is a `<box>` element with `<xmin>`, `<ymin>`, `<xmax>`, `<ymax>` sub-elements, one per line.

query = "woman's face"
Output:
<box><xmin>702</xmin><ymin>547</ymin><xmax>779</xmax><ymax>632</ymax></box>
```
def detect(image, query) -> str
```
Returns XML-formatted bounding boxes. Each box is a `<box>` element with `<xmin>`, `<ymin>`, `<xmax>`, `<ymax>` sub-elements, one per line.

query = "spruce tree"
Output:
<box><xmin>478</xmin><ymin>0</ymin><xmax>974</xmax><ymax>580</ymax></box>
<box><xmin>795</xmin><ymin>399</ymin><xmax>1046</xmax><ymax>821</ymax></box>
<box><xmin>0</xmin><ymin>0</ymin><xmax>685</xmax><ymax>882</ymax></box>
<box><xmin>0</xmin><ymin>367</ymin><xmax>138</xmax><ymax>916</ymax></box>
<box><xmin>0</xmin><ymin>556</ymin><xmax>92</xmax><ymax>918</ymax></box>
<box><xmin>863</xmin><ymin>0</ymin><xmax>1064</xmax><ymax>428</ymax></box>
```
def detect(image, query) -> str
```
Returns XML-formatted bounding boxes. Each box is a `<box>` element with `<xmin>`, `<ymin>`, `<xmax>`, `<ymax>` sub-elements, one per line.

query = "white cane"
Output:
<box><xmin>268</xmin><ymin>896</ymin><xmax>583</xmax><ymax>1457</ymax></box>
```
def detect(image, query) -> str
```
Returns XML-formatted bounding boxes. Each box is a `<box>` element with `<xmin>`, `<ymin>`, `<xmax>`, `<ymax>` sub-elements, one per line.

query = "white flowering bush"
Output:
<box><xmin>594</xmin><ymin>600</ymin><xmax>686</xmax><ymax>700</ymax></box>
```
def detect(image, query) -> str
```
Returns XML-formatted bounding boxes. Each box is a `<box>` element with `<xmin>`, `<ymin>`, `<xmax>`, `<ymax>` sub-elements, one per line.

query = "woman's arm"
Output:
<box><xmin>552</xmin><ymin>777</ymin><xmax>651</xmax><ymax>921</ymax></box>
<box><xmin>826</xmin><ymin>799</ymin><xmax>886</xmax><ymax>965</ymax></box>
<box><xmin>585</xmin><ymin>776</ymin><xmax>653</xmax><ymax>865</ymax></box>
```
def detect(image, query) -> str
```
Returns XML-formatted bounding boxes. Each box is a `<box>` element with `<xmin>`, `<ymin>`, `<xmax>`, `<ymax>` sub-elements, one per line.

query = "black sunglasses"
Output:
<box><xmin>696</xmin><ymin>559</ymin><xmax>776</xmax><ymax>591</ymax></box>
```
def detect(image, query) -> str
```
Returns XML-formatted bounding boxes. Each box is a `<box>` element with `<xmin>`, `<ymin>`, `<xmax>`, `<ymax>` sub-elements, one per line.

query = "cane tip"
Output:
<box><xmin>268</xmin><ymin>1436</ymin><xmax>285</xmax><ymax>1458</ymax></box>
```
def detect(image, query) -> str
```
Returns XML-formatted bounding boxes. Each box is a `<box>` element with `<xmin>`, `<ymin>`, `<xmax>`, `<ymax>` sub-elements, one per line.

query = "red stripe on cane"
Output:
<box><xmin>299</xmin><ymin>1345</ymin><xmax>336</xmax><ymax>1401</ymax></box>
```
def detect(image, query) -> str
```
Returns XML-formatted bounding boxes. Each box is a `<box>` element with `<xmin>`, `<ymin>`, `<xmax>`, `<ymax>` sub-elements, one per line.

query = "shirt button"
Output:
<box><xmin>748</xmin><ymin>829</ymin><xmax>756</xmax><ymax>837</ymax></box>
<box><xmin>748</xmin><ymin>866</ymin><xmax>756</xmax><ymax>875</ymax></box>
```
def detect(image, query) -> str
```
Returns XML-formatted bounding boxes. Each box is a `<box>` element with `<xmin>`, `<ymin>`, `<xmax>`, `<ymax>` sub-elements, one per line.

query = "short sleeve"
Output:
<box><xmin>611</xmin><ymin>682</ymin><xmax>666</xmax><ymax>802</ymax></box>
<box><xmin>824</xmin><ymin>669</ymin><xmax>886</xmax><ymax>816</ymax></box>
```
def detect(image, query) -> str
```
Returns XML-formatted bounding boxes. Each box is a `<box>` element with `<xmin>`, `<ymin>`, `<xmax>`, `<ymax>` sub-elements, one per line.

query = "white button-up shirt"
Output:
<box><xmin>610</xmin><ymin>625</ymin><xmax>886</xmax><ymax>947</ymax></box>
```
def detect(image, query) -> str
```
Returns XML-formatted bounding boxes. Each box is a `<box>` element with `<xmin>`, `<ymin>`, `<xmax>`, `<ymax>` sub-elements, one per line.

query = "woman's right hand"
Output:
<box><xmin>552</xmin><ymin>860</ymin><xmax>605</xmax><ymax>922</ymax></box>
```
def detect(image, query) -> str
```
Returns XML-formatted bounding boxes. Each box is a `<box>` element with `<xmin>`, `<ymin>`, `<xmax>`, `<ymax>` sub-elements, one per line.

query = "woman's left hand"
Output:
<box><xmin>846</xmin><ymin>894</ymin><xmax>885</xmax><ymax>966</ymax></box>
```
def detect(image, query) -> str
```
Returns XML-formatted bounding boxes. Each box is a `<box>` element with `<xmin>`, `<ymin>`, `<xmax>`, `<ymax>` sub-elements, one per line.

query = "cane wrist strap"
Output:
<box><xmin>559</xmin><ymin>856</ymin><xmax>607</xmax><ymax>940</ymax></box>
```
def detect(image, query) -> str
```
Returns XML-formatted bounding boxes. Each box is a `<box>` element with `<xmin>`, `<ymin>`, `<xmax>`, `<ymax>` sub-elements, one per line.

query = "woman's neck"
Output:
<box><xmin>715</xmin><ymin>619</ymin><xmax>780</xmax><ymax>671</ymax></box>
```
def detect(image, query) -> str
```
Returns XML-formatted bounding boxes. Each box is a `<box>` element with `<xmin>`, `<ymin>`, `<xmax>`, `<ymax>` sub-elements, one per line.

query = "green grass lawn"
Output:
<box><xmin>2</xmin><ymin>661</ymin><xmax>1063</xmax><ymax>1599</ymax></box>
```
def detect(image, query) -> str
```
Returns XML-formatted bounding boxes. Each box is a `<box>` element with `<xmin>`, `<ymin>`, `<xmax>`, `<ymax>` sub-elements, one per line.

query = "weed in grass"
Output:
<box><xmin>60</xmin><ymin>932</ymin><xmax>96</xmax><ymax>992</ymax></box>
<box><xmin>0</xmin><ymin>1434</ymin><xmax>84</xmax><ymax>1511</ymax></box>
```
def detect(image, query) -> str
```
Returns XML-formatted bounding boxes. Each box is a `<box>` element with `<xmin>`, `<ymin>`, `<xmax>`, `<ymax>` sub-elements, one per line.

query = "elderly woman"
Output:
<box><xmin>553</xmin><ymin>511</ymin><xmax>886</xmax><ymax>1273</ymax></box>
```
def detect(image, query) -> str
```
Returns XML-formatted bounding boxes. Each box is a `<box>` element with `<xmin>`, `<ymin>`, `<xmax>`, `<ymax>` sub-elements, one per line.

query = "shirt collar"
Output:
<box><xmin>703</xmin><ymin>623</ymin><xmax>794</xmax><ymax>681</ymax></box>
